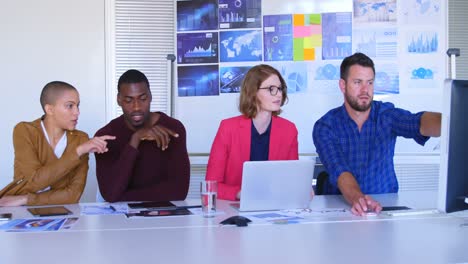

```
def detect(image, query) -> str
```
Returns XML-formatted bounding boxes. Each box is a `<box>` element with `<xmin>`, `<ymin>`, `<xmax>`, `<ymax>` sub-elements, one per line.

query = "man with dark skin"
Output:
<box><xmin>95</xmin><ymin>69</ymin><xmax>190</xmax><ymax>202</ymax></box>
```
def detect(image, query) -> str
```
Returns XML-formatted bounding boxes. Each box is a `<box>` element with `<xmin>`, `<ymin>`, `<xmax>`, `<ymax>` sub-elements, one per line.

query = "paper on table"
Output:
<box><xmin>0</xmin><ymin>217</ymin><xmax>79</xmax><ymax>232</ymax></box>
<box><xmin>280</xmin><ymin>208</ymin><xmax>350</xmax><ymax>217</ymax></box>
<box><xmin>80</xmin><ymin>204</ymin><xmax>124</xmax><ymax>215</ymax></box>
<box><xmin>245</xmin><ymin>212</ymin><xmax>306</xmax><ymax>225</ymax></box>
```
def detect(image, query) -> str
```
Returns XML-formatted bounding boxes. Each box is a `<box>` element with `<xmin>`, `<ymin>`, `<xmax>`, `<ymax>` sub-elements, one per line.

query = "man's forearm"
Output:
<box><xmin>420</xmin><ymin>112</ymin><xmax>441</xmax><ymax>137</ymax></box>
<box><xmin>337</xmin><ymin>172</ymin><xmax>364</xmax><ymax>205</ymax></box>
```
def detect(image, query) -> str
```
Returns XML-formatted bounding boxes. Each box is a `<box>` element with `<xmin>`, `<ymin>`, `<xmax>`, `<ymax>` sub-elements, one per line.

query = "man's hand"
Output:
<box><xmin>337</xmin><ymin>172</ymin><xmax>382</xmax><ymax>216</ymax></box>
<box><xmin>350</xmin><ymin>195</ymin><xmax>382</xmax><ymax>216</ymax></box>
<box><xmin>133</xmin><ymin>125</ymin><xmax>179</xmax><ymax>150</ymax></box>
<box><xmin>0</xmin><ymin>195</ymin><xmax>28</xmax><ymax>206</ymax></box>
<box><xmin>77</xmin><ymin>135</ymin><xmax>116</xmax><ymax>157</ymax></box>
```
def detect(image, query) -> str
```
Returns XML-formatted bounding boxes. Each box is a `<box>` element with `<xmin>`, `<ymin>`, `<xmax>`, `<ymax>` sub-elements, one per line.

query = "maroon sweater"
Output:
<box><xmin>95</xmin><ymin>112</ymin><xmax>190</xmax><ymax>202</ymax></box>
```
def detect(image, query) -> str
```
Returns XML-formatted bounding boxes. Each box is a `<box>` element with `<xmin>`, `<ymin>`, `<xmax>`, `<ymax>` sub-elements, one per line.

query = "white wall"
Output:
<box><xmin>0</xmin><ymin>0</ymin><xmax>106</xmax><ymax>202</ymax></box>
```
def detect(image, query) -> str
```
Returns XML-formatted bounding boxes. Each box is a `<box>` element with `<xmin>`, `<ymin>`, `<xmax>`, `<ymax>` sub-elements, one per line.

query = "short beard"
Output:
<box><xmin>345</xmin><ymin>92</ymin><xmax>372</xmax><ymax>112</ymax></box>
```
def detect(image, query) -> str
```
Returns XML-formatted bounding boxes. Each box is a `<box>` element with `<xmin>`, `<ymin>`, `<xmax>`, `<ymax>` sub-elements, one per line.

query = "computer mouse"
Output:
<box><xmin>219</xmin><ymin>216</ymin><xmax>252</xmax><ymax>227</ymax></box>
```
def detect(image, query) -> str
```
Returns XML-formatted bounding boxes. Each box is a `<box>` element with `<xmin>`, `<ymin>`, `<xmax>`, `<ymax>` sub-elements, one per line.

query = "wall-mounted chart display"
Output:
<box><xmin>174</xmin><ymin>0</ymin><xmax>446</xmax><ymax>154</ymax></box>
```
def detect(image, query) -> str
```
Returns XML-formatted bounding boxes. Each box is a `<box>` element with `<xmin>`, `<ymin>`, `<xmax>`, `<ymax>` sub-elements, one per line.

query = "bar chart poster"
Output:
<box><xmin>178</xmin><ymin>65</ymin><xmax>220</xmax><ymax>97</ymax></box>
<box><xmin>220</xmin><ymin>66</ymin><xmax>252</xmax><ymax>93</ymax></box>
<box><xmin>219</xmin><ymin>0</ymin><xmax>261</xmax><ymax>29</ymax></box>
<box><xmin>322</xmin><ymin>12</ymin><xmax>352</xmax><ymax>60</ymax></box>
<box><xmin>406</xmin><ymin>31</ymin><xmax>439</xmax><ymax>54</ymax></box>
<box><xmin>263</xmin><ymin>15</ymin><xmax>293</xmax><ymax>61</ymax></box>
<box><xmin>177</xmin><ymin>0</ymin><xmax>218</xmax><ymax>31</ymax></box>
<box><xmin>177</xmin><ymin>32</ymin><xmax>219</xmax><ymax>64</ymax></box>
<box><xmin>293</xmin><ymin>14</ymin><xmax>322</xmax><ymax>61</ymax></box>
<box><xmin>219</xmin><ymin>30</ymin><xmax>262</xmax><ymax>62</ymax></box>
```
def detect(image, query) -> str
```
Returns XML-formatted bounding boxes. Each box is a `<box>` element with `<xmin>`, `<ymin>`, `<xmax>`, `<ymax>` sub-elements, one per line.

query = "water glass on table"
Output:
<box><xmin>200</xmin><ymin>180</ymin><xmax>217</xmax><ymax>218</ymax></box>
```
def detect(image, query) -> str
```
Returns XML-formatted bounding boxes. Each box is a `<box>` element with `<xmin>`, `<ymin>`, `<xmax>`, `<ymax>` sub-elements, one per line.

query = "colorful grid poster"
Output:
<box><xmin>293</xmin><ymin>14</ymin><xmax>322</xmax><ymax>61</ymax></box>
<box><xmin>263</xmin><ymin>15</ymin><xmax>293</xmax><ymax>61</ymax></box>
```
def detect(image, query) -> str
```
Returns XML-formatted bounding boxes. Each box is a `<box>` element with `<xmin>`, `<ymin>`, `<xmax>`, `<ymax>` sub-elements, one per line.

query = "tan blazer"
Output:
<box><xmin>0</xmin><ymin>118</ymin><xmax>89</xmax><ymax>205</ymax></box>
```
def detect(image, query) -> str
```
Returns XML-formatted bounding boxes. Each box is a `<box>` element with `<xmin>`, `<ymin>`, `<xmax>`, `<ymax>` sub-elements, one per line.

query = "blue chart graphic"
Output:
<box><xmin>263</xmin><ymin>15</ymin><xmax>293</xmax><ymax>61</ymax></box>
<box><xmin>315</xmin><ymin>63</ymin><xmax>340</xmax><ymax>80</ymax></box>
<box><xmin>313</xmin><ymin>62</ymin><xmax>341</xmax><ymax>94</ymax></box>
<box><xmin>401</xmin><ymin>0</ymin><xmax>441</xmax><ymax>25</ymax></box>
<box><xmin>177</xmin><ymin>0</ymin><xmax>218</xmax><ymax>31</ymax></box>
<box><xmin>411</xmin><ymin>67</ymin><xmax>434</xmax><ymax>79</ymax></box>
<box><xmin>271</xmin><ymin>62</ymin><xmax>308</xmax><ymax>93</ymax></box>
<box><xmin>354</xmin><ymin>28</ymin><xmax>397</xmax><ymax>58</ymax></box>
<box><xmin>322</xmin><ymin>12</ymin><xmax>352</xmax><ymax>60</ymax></box>
<box><xmin>177</xmin><ymin>32</ymin><xmax>218</xmax><ymax>64</ymax></box>
<box><xmin>178</xmin><ymin>65</ymin><xmax>219</xmax><ymax>97</ymax></box>
<box><xmin>374</xmin><ymin>64</ymin><xmax>399</xmax><ymax>94</ymax></box>
<box><xmin>219</xmin><ymin>0</ymin><xmax>261</xmax><ymax>29</ymax></box>
<box><xmin>407</xmin><ymin>32</ymin><xmax>438</xmax><ymax>53</ymax></box>
<box><xmin>220</xmin><ymin>66</ymin><xmax>252</xmax><ymax>93</ymax></box>
<box><xmin>220</xmin><ymin>30</ymin><xmax>262</xmax><ymax>62</ymax></box>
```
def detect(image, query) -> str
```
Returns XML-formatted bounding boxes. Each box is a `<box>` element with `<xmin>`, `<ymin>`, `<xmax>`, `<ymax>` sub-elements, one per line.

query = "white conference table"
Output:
<box><xmin>0</xmin><ymin>191</ymin><xmax>467</xmax><ymax>264</ymax></box>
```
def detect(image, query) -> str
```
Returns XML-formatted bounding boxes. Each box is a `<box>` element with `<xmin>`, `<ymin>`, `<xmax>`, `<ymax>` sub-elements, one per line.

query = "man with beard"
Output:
<box><xmin>94</xmin><ymin>69</ymin><xmax>190</xmax><ymax>202</ymax></box>
<box><xmin>312</xmin><ymin>53</ymin><xmax>441</xmax><ymax>216</ymax></box>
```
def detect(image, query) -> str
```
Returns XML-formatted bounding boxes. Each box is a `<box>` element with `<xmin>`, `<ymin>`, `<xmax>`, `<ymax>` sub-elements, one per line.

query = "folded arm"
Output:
<box><xmin>120</xmin><ymin>131</ymin><xmax>190</xmax><ymax>202</ymax></box>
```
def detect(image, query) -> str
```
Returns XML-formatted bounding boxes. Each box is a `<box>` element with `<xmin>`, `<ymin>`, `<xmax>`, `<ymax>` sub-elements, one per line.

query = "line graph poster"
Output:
<box><xmin>353</xmin><ymin>27</ymin><xmax>397</xmax><ymax>59</ymax></box>
<box><xmin>177</xmin><ymin>32</ymin><xmax>219</xmax><ymax>64</ymax></box>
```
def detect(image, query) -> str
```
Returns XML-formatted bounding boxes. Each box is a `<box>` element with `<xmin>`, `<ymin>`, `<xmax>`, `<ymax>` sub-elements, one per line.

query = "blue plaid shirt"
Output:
<box><xmin>312</xmin><ymin>101</ymin><xmax>429</xmax><ymax>194</ymax></box>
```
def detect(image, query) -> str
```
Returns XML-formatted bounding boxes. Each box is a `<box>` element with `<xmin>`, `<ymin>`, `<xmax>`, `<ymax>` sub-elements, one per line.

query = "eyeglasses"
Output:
<box><xmin>258</xmin><ymin>85</ymin><xmax>284</xmax><ymax>96</ymax></box>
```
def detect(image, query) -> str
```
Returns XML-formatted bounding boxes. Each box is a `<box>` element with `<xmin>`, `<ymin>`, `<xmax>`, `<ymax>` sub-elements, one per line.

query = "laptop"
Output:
<box><xmin>231</xmin><ymin>160</ymin><xmax>315</xmax><ymax>212</ymax></box>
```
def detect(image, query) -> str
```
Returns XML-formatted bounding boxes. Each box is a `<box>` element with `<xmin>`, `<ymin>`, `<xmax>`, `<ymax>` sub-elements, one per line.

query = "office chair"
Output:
<box><xmin>315</xmin><ymin>171</ymin><xmax>330</xmax><ymax>195</ymax></box>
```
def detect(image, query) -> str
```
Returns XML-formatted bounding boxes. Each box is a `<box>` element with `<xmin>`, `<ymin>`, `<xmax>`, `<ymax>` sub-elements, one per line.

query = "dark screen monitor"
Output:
<box><xmin>438</xmin><ymin>80</ymin><xmax>468</xmax><ymax>213</ymax></box>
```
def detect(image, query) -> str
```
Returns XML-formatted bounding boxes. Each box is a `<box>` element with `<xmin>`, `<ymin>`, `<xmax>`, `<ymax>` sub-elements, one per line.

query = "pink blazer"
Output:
<box><xmin>206</xmin><ymin>115</ymin><xmax>299</xmax><ymax>201</ymax></box>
